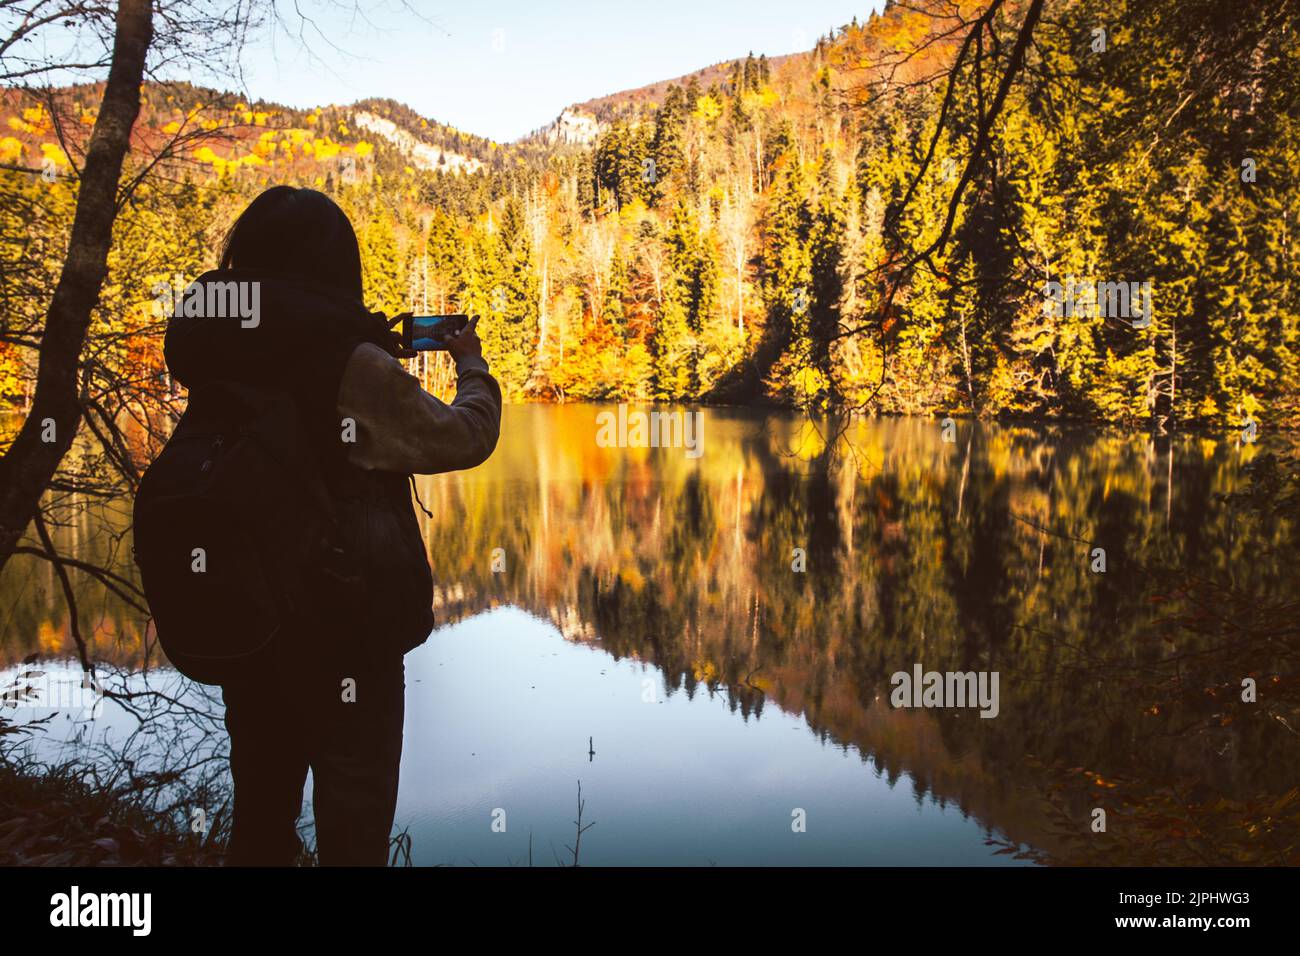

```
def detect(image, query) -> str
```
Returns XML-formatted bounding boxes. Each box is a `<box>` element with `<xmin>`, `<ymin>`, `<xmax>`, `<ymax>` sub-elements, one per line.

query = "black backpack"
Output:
<box><xmin>132</xmin><ymin>379</ymin><xmax>363</xmax><ymax>684</ymax></box>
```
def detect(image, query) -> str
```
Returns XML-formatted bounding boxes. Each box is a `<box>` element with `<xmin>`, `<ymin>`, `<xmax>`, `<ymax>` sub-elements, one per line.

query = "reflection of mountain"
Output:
<box><xmin>414</xmin><ymin>406</ymin><xmax>1300</xmax><ymax>857</ymax></box>
<box><xmin>443</xmin><ymin>579</ymin><xmax>1060</xmax><ymax>852</ymax></box>
<box><xmin>6</xmin><ymin>405</ymin><xmax>1298</xmax><ymax>860</ymax></box>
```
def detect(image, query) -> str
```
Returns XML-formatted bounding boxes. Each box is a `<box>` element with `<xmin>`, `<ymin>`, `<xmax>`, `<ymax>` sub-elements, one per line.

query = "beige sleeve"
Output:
<box><xmin>336</xmin><ymin>342</ymin><xmax>503</xmax><ymax>474</ymax></box>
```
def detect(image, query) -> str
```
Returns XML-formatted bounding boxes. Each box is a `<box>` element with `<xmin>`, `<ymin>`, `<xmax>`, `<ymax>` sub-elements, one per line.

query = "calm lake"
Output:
<box><xmin>2</xmin><ymin>404</ymin><xmax>1295</xmax><ymax>865</ymax></box>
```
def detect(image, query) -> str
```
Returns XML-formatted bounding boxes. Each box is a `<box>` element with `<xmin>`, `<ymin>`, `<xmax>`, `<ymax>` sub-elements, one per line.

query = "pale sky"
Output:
<box><xmin>226</xmin><ymin>0</ymin><xmax>880</xmax><ymax>142</ymax></box>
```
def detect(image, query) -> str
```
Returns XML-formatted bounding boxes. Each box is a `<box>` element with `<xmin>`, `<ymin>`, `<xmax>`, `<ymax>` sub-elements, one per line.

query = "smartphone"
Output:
<box><xmin>402</xmin><ymin>314</ymin><xmax>469</xmax><ymax>351</ymax></box>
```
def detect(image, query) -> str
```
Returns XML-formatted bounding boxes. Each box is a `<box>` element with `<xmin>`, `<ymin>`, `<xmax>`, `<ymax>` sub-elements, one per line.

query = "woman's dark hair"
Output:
<box><xmin>219</xmin><ymin>186</ymin><xmax>364</xmax><ymax>303</ymax></box>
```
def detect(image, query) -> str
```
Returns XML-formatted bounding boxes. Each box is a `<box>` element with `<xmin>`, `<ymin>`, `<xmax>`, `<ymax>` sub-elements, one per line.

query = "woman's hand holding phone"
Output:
<box><xmin>382</xmin><ymin>310</ymin><xmax>481</xmax><ymax>363</ymax></box>
<box><xmin>446</xmin><ymin>315</ymin><xmax>483</xmax><ymax>365</ymax></box>
<box><xmin>379</xmin><ymin>311</ymin><xmax>417</xmax><ymax>359</ymax></box>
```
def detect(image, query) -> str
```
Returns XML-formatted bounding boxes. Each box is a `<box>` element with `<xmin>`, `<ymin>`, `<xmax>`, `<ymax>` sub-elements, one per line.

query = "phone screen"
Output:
<box><xmin>407</xmin><ymin>314</ymin><xmax>469</xmax><ymax>351</ymax></box>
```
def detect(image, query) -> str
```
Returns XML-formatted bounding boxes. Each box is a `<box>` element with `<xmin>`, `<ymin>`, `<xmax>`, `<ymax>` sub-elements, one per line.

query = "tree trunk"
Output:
<box><xmin>0</xmin><ymin>0</ymin><xmax>153</xmax><ymax>572</ymax></box>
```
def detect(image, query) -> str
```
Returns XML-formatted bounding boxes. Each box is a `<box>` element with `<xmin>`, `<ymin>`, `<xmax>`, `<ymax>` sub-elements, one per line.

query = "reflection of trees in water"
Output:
<box><xmin>5</xmin><ymin>407</ymin><xmax>1298</xmax><ymax>863</ymax></box>
<box><xmin>1000</xmin><ymin>563</ymin><xmax>1300</xmax><ymax>865</ymax></box>
<box><xmin>0</xmin><ymin>433</ymin><xmax>153</xmax><ymax>669</ymax></box>
<box><xmin>420</xmin><ymin>410</ymin><xmax>1300</xmax><ymax>863</ymax></box>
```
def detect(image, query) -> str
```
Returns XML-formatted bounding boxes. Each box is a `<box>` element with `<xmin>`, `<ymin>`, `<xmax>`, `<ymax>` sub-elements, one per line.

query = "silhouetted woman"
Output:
<box><xmin>163</xmin><ymin>186</ymin><xmax>501</xmax><ymax>865</ymax></box>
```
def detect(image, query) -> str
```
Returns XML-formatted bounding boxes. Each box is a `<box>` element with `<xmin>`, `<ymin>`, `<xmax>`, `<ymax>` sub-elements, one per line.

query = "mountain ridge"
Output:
<box><xmin>2</xmin><ymin>42</ymin><xmax>816</xmax><ymax>175</ymax></box>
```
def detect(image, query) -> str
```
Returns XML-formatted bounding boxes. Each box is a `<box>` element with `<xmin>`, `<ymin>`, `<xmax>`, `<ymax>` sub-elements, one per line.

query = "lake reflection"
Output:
<box><xmin>3</xmin><ymin>405</ymin><xmax>1295</xmax><ymax>864</ymax></box>
<box><xmin>402</xmin><ymin>606</ymin><xmax>1017</xmax><ymax>865</ymax></box>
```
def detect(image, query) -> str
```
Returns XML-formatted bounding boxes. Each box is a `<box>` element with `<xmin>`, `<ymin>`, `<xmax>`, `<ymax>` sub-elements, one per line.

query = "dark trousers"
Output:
<box><xmin>221</xmin><ymin>652</ymin><xmax>406</xmax><ymax>866</ymax></box>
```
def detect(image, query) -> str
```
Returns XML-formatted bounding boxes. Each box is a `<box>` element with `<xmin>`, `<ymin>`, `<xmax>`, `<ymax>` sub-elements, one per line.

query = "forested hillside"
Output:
<box><xmin>1</xmin><ymin>0</ymin><xmax>1295</xmax><ymax>428</ymax></box>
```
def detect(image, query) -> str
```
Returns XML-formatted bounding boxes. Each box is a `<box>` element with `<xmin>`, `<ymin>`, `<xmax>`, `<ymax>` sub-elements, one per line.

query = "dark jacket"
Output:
<box><xmin>163</xmin><ymin>268</ymin><xmax>436</xmax><ymax>663</ymax></box>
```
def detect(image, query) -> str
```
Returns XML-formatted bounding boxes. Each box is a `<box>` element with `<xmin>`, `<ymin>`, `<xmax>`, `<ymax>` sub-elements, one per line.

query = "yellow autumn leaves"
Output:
<box><xmin>145</xmin><ymin>101</ymin><xmax>374</xmax><ymax>173</ymax></box>
<box><xmin>3</xmin><ymin>99</ymin><xmax>377</xmax><ymax>177</ymax></box>
<box><xmin>189</xmin><ymin>128</ymin><xmax>373</xmax><ymax>173</ymax></box>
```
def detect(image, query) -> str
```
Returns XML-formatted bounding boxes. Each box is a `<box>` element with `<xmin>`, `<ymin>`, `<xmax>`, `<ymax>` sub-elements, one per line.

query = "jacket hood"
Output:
<box><xmin>163</xmin><ymin>268</ymin><xmax>395</xmax><ymax>389</ymax></box>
